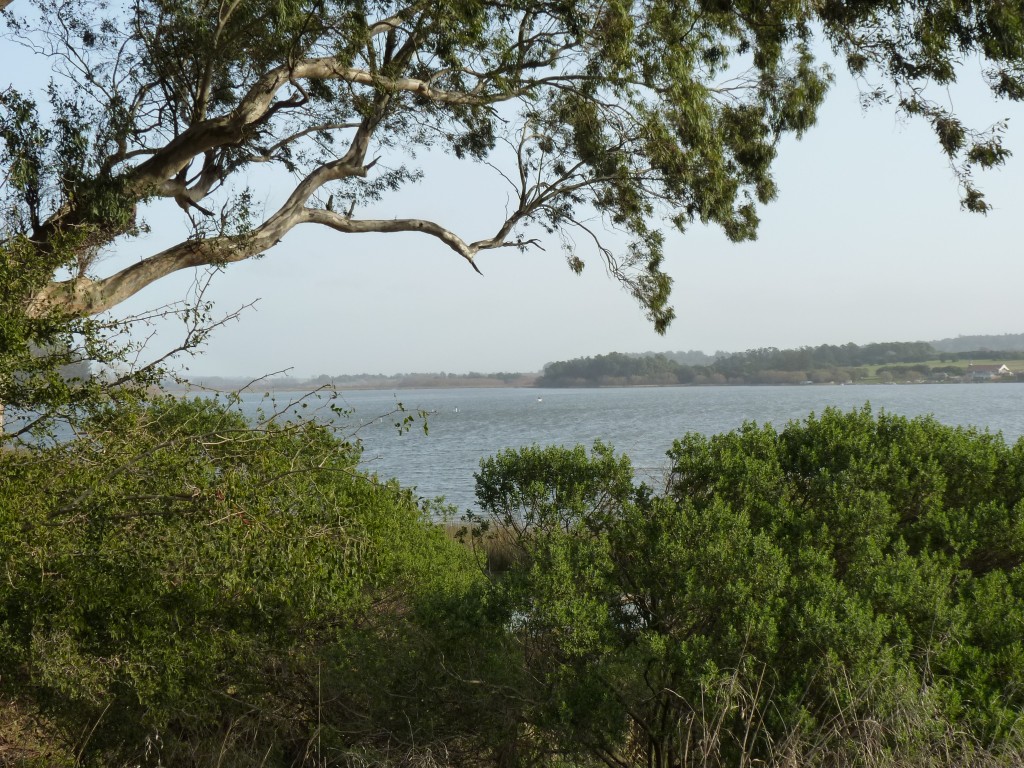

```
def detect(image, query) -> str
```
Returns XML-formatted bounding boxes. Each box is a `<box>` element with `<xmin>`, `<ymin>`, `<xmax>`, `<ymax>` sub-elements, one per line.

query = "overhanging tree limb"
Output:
<box><xmin>2</xmin><ymin>0</ymin><xmax>1022</xmax><ymax>391</ymax></box>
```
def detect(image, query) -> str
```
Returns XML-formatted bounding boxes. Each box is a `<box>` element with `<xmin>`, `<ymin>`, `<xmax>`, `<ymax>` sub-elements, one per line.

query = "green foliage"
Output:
<box><xmin>537</xmin><ymin>341</ymin><xmax>1023</xmax><ymax>386</ymax></box>
<box><xmin>0</xmin><ymin>84</ymin><xmax>223</xmax><ymax>429</ymax></box>
<box><xmin>0</xmin><ymin>396</ymin><xmax>499</xmax><ymax>766</ymax></box>
<box><xmin>538</xmin><ymin>351</ymin><xmax>689</xmax><ymax>386</ymax></box>
<box><xmin>4</xmin><ymin>0</ymin><xmax>1023</xmax><ymax>341</ymax></box>
<box><xmin>0</xmin><ymin>89</ymin><xmax>97</xmax><ymax>418</ymax></box>
<box><xmin>5</xmin><ymin>395</ymin><xmax>1024</xmax><ymax>767</ymax></box>
<box><xmin>476</xmin><ymin>409</ymin><xmax>1024</xmax><ymax>766</ymax></box>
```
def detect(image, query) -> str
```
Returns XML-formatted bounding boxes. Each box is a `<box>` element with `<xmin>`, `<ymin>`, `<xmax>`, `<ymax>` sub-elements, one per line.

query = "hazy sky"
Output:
<box><xmin>5</xmin><ymin>29</ymin><xmax>1023</xmax><ymax>377</ymax></box>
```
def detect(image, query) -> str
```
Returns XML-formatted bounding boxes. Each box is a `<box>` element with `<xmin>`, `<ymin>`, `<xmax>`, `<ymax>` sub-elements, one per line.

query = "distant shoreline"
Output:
<box><xmin>164</xmin><ymin>374</ymin><xmax>540</xmax><ymax>393</ymax></box>
<box><xmin>165</xmin><ymin>378</ymin><xmax>1023</xmax><ymax>394</ymax></box>
<box><xmin>167</xmin><ymin>335</ymin><xmax>1024</xmax><ymax>392</ymax></box>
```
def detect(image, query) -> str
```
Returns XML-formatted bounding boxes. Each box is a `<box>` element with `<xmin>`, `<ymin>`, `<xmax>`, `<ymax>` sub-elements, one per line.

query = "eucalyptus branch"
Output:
<box><xmin>5</xmin><ymin>0</ymin><xmax>1016</xmax><ymax>364</ymax></box>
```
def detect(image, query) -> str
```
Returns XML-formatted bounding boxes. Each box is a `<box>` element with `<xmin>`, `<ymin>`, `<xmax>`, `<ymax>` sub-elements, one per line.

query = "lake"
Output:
<box><xmin>236</xmin><ymin>384</ymin><xmax>1024</xmax><ymax>513</ymax></box>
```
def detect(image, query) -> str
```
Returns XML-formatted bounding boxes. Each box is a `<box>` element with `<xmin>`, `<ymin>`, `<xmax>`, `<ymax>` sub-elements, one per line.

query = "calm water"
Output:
<box><xmin>238</xmin><ymin>384</ymin><xmax>1024</xmax><ymax>513</ymax></box>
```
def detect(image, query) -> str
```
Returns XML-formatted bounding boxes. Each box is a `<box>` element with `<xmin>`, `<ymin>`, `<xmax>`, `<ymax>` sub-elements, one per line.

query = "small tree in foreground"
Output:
<box><xmin>476</xmin><ymin>409</ymin><xmax>1024</xmax><ymax>767</ymax></box>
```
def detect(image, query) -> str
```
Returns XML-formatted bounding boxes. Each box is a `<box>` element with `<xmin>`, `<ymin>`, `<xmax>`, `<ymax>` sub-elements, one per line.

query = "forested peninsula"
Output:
<box><xmin>537</xmin><ymin>337</ymin><xmax>1024</xmax><ymax>387</ymax></box>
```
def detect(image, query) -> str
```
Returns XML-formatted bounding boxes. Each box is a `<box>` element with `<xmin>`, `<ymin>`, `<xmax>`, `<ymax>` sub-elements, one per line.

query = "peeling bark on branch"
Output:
<box><xmin>28</xmin><ymin>195</ymin><xmax>551</xmax><ymax>317</ymax></box>
<box><xmin>301</xmin><ymin>209</ymin><xmax>485</xmax><ymax>274</ymax></box>
<box><xmin>28</xmin><ymin>236</ymin><xmax>259</xmax><ymax>317</ymax></box>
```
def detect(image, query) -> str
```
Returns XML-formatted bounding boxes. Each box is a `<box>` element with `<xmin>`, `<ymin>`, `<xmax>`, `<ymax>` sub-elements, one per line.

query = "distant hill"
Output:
<box><xmin>927</xmin><ymin>333</ymin><xmax>1024</xmax><ymax>353</ymax></box>
<box><xmin>630</xmin><ymin>333</ymin><xmax>1024</xmax><ymax>364</ymax></box>
<box><xmin>627</xmin><ymin>335</ymin><xmax>1024</xmax><ymax>367</ymax></box>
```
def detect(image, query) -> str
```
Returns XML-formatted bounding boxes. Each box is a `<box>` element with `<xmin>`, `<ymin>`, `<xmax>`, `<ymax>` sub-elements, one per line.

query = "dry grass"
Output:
<box><xmin>0</xmin><ymin>698</ymin><xmax>73</xmax><ymax>767</ymax></box>
<box><xmin>627</xmin><ymin>662</ymin><xmax>1024</xmax><ymax>768</ymax></box>
<box><xmin>5</xmin><ymin>661</ymin><xmax>1022</xmax><ymax>768</ymax></box>
<box><xmin>439</xmin><ymin>522</ymin><xmax>522</xmax><ymax>574</ymax></box>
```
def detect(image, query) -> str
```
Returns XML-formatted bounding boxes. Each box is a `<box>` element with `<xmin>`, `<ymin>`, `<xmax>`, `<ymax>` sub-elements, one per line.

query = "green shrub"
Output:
<box><xmin>0</xmin><ymin>396</ymin><xmax>499</xmax><ymax>767</ymax></box>
<box><xmin>9</xmin><ymin>401</ymin><xmax>1023</xmax><ymax>767</ymax></box>
<box><xmin>476</xmin><ymin>408</ymin><xmax>1024</xmax><ymax>767</ymax></box>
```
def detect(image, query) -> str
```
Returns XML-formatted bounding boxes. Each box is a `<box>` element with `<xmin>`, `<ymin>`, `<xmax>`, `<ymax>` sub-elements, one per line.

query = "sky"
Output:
<box><xmin>4</xmin><ymin>25</ymin><xmax>1023</xmax><ymax>378</ymax></box>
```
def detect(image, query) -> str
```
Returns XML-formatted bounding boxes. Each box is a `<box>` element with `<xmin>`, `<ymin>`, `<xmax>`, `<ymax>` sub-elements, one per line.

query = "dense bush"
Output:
<box><xmin>6</xmin><ymin>401</ymin><xmax>1024</xmax><ymax>767</ymax></box>
<box><xmin>476</xmin><ymin>408</ymin><xmax>1024</xmax><ymax>767</ymax></box>
<box><xmin>0</xmin><ymin>396</ymin><xmax>503</xmax><ymax>767</ymax></box>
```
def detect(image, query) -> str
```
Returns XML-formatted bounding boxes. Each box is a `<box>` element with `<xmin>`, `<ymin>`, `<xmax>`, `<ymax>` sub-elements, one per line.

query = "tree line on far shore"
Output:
<box><xmin>169</xmin><ymin>336</ymin><xmax>1024</xmax><ymax>392</ymax></box>
<box><xmin>537</xmin><ymin>342</ymin><xmax>1024</xmax><ymax>387</ymax></box>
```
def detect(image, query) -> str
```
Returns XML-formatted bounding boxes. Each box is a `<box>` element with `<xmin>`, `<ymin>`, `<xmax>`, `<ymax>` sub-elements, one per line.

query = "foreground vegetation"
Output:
<box><xmin>2</xmin><ymin>398</ymin><xmax>1023</xmax><ymax>766</ymax></box>
<box><xmin>5</xmin><ymin>1</ymin><xmax>1024</xmax><ymax>763</ymax></box>
<box><xmin>0</xmin><ymin>397</ymin><xmax>510</xmax><ymax>766</ymax></box>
